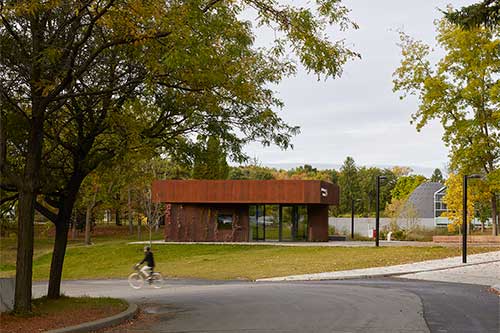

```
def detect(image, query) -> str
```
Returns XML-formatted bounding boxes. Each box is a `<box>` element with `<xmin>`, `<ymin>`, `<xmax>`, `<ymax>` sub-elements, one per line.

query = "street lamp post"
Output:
<box><xmin>351</xmin><ymin>198</ymin><xmax>361</xmax><ymax>239</ymax></box>
<box><xmin>376</xmin><ymin>175</ymin><xmax>387</xmax><ymax>247</ymax></box>
<box><xmin>462</xmin><ymin>174</ymin><xmax>482</xmax><ymax>263</ymax></box>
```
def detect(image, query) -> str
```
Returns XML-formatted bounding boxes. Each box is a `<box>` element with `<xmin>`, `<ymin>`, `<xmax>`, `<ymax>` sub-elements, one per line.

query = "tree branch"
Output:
<box><xmin>34</xmin><ymin>200</ymin><xmax>58</xmax><ymax>222</ymax></box>
<box><xmin>0</xmin><ymin>193</ymin><xmax>18</xmax><ymax>205</ymax></box>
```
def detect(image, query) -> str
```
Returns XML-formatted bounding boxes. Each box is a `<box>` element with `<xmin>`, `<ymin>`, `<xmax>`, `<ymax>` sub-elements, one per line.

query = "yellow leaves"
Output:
<box><xmin>443</xmin><ymin>172</ymin><xmax>492</xmax><ymax>230</ymax></box>
<box><xmin>5</xmin><ymin>0</ymin><xmax>64</xmax><ymax>17</ymax></box>
<box><xmin>32</xmin><ymin>79</ymin><xmax>58</xmax><ymax>97</ymax></box>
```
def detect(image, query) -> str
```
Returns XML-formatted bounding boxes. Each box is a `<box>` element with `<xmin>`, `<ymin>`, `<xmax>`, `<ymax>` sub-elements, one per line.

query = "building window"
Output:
<box><xmin>434</xmin><ymin>187</ymin><xmax>448</xmax><ymax>218</ymax></box>
<box><xmin>217</xmin><ymin>214</ymin><xmax>233</xmax><ymax>230</ymax></box>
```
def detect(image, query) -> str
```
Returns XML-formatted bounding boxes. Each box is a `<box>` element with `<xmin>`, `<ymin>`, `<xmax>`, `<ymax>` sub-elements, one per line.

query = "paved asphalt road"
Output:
<box><xmin>34</xmin><ymin>278</ymin><xmax>499</xmax><ymax>333</ymax></box>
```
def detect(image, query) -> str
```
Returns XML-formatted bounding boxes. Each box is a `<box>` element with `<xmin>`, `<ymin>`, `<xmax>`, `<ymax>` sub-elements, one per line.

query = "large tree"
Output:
<box><xmin>338</xmin><ymin>156</ymin><xmax>360</xmax><ymax>213</ymax></box>
<box><xmin>1</xmin><ymin>0</ymin><xmax>358</xmax><ymax>312</ymax></box>
<box><xmin>0</xmin><ymin>0</ymin><xmax>172</xmax><ymax>312</ymax></box>
<box><xmin>393</xmin><ymin>17</ymin><xmax>500</xmax><ymax>235</ymax></box>
<box><xmin>443</xmin><ymin>172</ymin><xmax>491</xmax><ymax>232</ymax></box>
<box><xmin>430</xmin><ymin>168</ymin><xmax>445</xmax><ymax>183</ymax></box>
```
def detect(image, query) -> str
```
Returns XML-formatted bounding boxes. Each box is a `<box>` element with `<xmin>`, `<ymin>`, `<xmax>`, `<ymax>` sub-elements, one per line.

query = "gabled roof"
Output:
<box><xmin>407</xmin><ymin>182</ymin><xmax>444</xmax><ymax>218</ymax></box>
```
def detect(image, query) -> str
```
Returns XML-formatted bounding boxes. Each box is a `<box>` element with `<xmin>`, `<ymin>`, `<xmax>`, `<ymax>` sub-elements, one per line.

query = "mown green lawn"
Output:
<box><xmin>1</xmin><ymin>235</ymin><xmax>498</xmax><ymax>280</ymax></box>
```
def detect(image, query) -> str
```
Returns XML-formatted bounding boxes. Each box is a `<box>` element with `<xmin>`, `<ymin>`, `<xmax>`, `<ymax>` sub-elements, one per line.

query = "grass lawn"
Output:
<box><xmin>0</xmin><ymin>296</ymin><xmax>127</xmax><ymax>332</ymax></box>
<box><xmin>1</xmin><ymin>230</ymin><xmax>499</xmax><ymax>280</ymax></box>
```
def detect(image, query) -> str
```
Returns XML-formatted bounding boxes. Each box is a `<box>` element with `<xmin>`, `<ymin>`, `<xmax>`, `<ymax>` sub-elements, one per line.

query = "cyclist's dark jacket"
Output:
<box><xmin>140</xmin><ymin>251</ymin><xmax>155</xmax><ymax>268</ymax></box>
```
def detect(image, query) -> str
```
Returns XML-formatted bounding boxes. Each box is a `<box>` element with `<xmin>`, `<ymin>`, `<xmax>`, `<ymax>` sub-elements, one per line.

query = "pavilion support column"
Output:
<box><xmin>307</xmin><ymin>205</ymin><xmax>329</xmax><ymax>242</ymax></box>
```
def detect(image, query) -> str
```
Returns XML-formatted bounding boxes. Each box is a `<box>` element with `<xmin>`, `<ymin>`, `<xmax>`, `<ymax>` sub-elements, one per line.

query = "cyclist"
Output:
<box><xmin>137</xmin><ymin>246</ymin><xmax>155</xmax><ymax>281</ymax></box>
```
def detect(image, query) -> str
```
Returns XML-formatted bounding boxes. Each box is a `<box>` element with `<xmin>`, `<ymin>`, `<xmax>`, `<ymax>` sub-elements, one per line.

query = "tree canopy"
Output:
<box><xmin>446</xmin><ymin>0</ymin><xmax>500</xmax><ymax>28</ymax></box>
<box><xmin>390</xmin><ymin>175</ymin><xmax>427</xmax><ymax>201</ymax></box>
<box><xmin>393</xmin><ymin>16</ymin><xmax>500</xmax><ymax>235</ymax></box>
<box><xmin>1</xmin><ymin>0</ymin><xmax>359</xmax><ymax>312</ymax></box>
<box><xmin>430</xmin><ymin>168</ymin><xmax>445</xmax><ymax>183</ymax></box>
<box><xmin>192</xmin><ymin>137</ymin><xmax>230</xmax><ymax>180</ymax></box>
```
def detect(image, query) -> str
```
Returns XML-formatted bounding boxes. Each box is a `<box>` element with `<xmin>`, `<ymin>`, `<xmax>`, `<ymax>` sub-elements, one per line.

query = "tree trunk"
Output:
<box><xmin>128</xmin><ymin>188</ymin><xmax>133</xmax><ymax>235</ymax></box>
<box><xmin>115</xmin><ymin>208</ymin><xmax>121</xmax><ymax>226</ymax></box>
<box><xmin>137</xmin><ymin>216</ymin><xmax>141</xmax><ymax>240</ymax></box>
<box><xmin>47</xmin><ymin>222</ymin><xmax>69</xmax><ymax>298</ymax></box>
<box><xmin>84</xmin><ymin>190</ymin><xmax>97</xmax><ymax>245</ymax></box>
<box><xmin>14</xmin><ymin>103</ymin><xmax>45</xmax><ymax>312</ymax></box>
<box><xmin>14</xmin><ymin>190</ymin><xmax>35</xmax><ymax>313</ymax></box>
<box><xmin>492</xmin><ymin>195</ymin><xmax>498</xmax><ymax>236</ymax></box>
<box><xmin>71</xmin><ymin>211</ymin><xmax>77</xmax><ymax>240</ymax></box>
<box><xmin>149</xmin><ymin>226</ymin><xmax>152</xmax><ymax>248</ymax></box>
<box><xmin>85</xmin><ymin>204</ymin><xmax>92</xmax><ymax>245</ymax></box>
<box><xmin>47</xmin><ymin>174</ymin><xmax>84</xmax><ymax>299</ymax></box>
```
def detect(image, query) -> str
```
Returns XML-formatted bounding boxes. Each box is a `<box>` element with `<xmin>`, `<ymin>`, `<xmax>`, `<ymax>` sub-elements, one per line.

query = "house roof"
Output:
<box><xmin>152</xmin><ymin>180</ymin><xmax>339</xmax><ymax>205</ymax></box>
<box><xmin>407</xmin><ymin>182</ymin><xmax>444</xmax><ymax>218</ymax></box>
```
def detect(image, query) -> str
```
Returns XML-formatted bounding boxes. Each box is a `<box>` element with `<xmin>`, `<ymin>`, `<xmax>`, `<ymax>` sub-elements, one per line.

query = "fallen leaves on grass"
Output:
<box><xmin>0</xmin><ymin>297</ymin><xmax>127</xmax><ymax>333</ymax></box>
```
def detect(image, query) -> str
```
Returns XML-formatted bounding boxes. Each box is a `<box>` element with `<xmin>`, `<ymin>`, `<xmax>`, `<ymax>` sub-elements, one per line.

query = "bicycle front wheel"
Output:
<box><xmin>151</xmin><ymin>272</ymin><xmax>163</xmax><ymax>289</ymax></box>
<box><xmin>128</xmin><ymin>272</ymin><xmax>144</xmax><ymax>289</ymax></box>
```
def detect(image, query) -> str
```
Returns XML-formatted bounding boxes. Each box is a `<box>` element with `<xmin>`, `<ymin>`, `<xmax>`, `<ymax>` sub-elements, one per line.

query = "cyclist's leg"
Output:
<box><xmin>146</xmin><ymin>266</ymin><xmax>153</xmax><ymax>280</ymax></box>
<box><xmin>140</xmin><ymin>265</ymin><xmax>151</xmax><ymax>278</ymax></box>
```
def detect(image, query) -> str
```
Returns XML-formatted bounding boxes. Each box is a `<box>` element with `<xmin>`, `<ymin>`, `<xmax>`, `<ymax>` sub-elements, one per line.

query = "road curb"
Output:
<box><xmin>47</xmin><ymin>301</ymin><xmax>138</xmax><ymax>333</ymax></box>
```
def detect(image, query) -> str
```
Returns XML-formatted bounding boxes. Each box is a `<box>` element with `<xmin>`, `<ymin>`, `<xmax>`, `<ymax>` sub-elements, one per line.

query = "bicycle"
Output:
<box><xmin>128</xmin><ymin>264</ymin><xmax>163</xmax><ymax>289</ymax></box>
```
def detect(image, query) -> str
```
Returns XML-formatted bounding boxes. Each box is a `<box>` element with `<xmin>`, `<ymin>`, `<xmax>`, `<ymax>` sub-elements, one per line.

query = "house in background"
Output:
<box><xmin>405</xmin><ymin>182</ymin><xmax>445</xmax><ymax>227</ymax></box>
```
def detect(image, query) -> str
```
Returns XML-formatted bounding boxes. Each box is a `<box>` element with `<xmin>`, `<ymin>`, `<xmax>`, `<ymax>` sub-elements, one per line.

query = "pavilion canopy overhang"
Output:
<box><xmin>152</xmin><ymin>180</ymin><xmax>339</xmax><ymax>206</ymax></box>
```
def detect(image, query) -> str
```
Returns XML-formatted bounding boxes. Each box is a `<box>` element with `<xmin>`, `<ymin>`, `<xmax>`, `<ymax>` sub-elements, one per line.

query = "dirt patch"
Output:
<box><xmin>0</xmin><ymin>298</ymin><xmax>127</xmax><ymax>333</ymax></box>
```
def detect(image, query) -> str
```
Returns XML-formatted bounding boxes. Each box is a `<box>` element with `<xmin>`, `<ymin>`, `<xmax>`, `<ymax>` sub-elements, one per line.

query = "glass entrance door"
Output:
<box><xmin>296</xmin><ymin>205</ymin><xmax>308</xmax><ymax>241</ymax></box>
<box><xmin>279</xmin><ymin>205</ymin><xmax>307</xmax><ymax>241</ymax></box>
<box><xmin>280</xmin><ymin>206</ymin><xmax>294</xmax><ymax>241</ymax></box>
<box><xmin>250</xmin><ymin>204</ymin><xmax>307</xmax><ymax>242</ymax></box>
<box><xmin>250</xmin><ymin>205</ymin><xmax>265</xmax><ymax>241</ymax></box>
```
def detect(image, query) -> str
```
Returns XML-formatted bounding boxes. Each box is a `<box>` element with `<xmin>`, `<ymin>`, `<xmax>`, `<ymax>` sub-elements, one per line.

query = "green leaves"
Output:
<box><xmin>394</xmin><ymin>13</ymin><xmax>499</xmax><ymax>233</ymax></box>
<box><xmin>445</xmin><ymin>0</ymin><xmax>500</xmax><ymax>29</ymax></box>
<box><xmin>394</xmin><ymin>16</ymin><xmax>499</xmax><ymax>179</ymax></box>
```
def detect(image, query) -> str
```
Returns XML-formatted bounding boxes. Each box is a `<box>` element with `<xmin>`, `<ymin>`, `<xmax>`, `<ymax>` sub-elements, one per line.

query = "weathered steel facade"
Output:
<box><xmin>152</xmin><ymin>180</ymin><xmax>339</xmax><ymax>242</ymax></box>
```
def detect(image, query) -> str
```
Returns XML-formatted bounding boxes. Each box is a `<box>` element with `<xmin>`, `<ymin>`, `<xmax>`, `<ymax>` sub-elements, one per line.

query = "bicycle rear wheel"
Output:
<box><xmin>128</xmin><ymin>272</ymin><xmax>144</xmax><ymax>289</ymax></box>
<box><xmin>151</xmin><ymin>272</ymin><xmax>163</xmax><ymax>288</ymax></box>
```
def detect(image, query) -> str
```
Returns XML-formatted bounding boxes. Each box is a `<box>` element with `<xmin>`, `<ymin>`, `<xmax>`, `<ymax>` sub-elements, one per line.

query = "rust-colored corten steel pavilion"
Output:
<box><xmin>152</xmin><ymin>180</ymin><xmax>339</xmax><ymax>242</ymax></box>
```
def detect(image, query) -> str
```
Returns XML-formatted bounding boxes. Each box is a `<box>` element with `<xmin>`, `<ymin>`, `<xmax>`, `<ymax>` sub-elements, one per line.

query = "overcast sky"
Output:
<box><xmin>242</xmin><ymin>0</ymin><xmax>476</xmax><ymax>176</ymax></box>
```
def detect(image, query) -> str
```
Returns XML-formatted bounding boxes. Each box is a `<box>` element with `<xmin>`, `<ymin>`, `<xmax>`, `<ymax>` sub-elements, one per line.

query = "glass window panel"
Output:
<box><xmin>217</xmin><ymin>214</ymin><xmax>233</xmax><ymax>230</ymax></box>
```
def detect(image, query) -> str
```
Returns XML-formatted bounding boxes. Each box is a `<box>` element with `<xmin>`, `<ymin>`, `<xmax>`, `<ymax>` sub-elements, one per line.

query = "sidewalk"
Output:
<box><xmin>399</xmin><ymin>260</ymin><xmax>500</xmax><ymax>286</ymax></box>
<box><xmin>129</xmin><ymin>240</ymin><xmax>500</xmax><ymax>247</ymax></box>
<box><xmin>256</xmin><ymin>250</ymin><xmax>500</xmax><ymax>284</ymax></box>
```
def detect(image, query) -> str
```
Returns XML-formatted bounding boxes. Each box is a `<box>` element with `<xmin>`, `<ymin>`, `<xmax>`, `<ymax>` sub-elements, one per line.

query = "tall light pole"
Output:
<box><xmin>376</xmin><ymin>175</ymin><xmax>387</xmax><ymax>247</ymax></box>
<box><xmin>462</xmin><ymin>174</ymin><xmax>482</xmax><ymax>263</ymax></box>
<box><xmin>351</xmin><ymin>198</ymin><xmax>361</xmax><ymax>239</ymax></box>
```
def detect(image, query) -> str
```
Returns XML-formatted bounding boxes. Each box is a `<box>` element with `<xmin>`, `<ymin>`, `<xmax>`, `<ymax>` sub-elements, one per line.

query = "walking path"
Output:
<box><xmin>130</xmin><ymin>240</ymin><xmax>500</xmax><ymax>247</ymax></box>
<box><xmin>257</xmin><ymin>251</ymin><xmax>500</xmax><ymax>285</ymax></box>
<box><xmin>399</xmin><ymin>260</ymin><xmax>500</xmax><ymax>286</ymax></box>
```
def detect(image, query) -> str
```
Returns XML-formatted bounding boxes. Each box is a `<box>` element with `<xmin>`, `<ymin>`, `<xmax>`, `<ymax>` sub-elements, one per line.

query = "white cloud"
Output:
<box><xmin>242</xmin><ymin>0</ymin><xmax>476</xmax><ymax>173</ymax></box>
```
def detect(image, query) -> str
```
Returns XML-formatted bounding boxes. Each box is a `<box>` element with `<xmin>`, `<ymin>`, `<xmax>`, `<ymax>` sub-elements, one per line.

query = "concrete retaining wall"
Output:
<box><xmin>329</xmin><ymin>217</ymin><xmax>436</xmax><ymax>237</ymax></box>
<box><xmin>0</xmin><ymin>278</ymin><xmax>15</xmax><ymax>312</ymax></box>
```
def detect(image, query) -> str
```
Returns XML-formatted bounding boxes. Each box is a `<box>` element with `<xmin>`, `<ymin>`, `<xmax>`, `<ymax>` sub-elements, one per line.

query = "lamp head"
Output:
<box><xmin>467</xmin><ymin>174</ymin><xmax>482</xmax><ymax>179</ymax></box>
